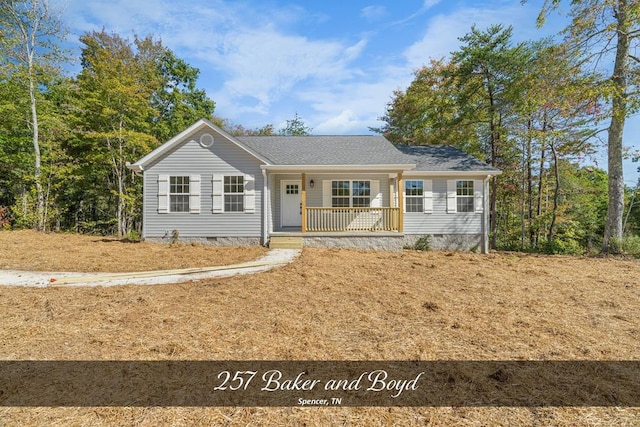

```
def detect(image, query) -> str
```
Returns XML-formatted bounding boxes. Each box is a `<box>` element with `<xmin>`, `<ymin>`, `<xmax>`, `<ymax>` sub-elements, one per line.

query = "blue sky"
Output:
<box><xmin>54</xmin><ymin>0</ymin><xmax>639</xmax><ymax>185</ymax></box>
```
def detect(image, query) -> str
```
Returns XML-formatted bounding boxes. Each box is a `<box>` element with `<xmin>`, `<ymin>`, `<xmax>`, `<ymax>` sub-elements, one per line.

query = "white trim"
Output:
<box><xmin>212</xmin><ymin>174</ymin><xmax>223</xmax><ymax>213</ymax></box>
<box><xmin>447</xmin><ymin>180</ymin><xmax>457</xmax><ymax>213</ymax></box>
<box><xmin>223</xmin><ymin>175</ymin><xmax>246</xmax><ymax>213</ymax></box>
<box><xmin>262</xmin><ymin>170</ymin><xmax>268</xmax><ymax>245</ymax></box>
<box><xmin>403</xmin><ymin>170</ymin><xmax>501</xmax><ymax>177</ymax></box>
<box><xmin>189</xmin><ymin>174</ymin><xmax>201</xmax><ymax>214</ymax></box>
<box><xmin>244</xmin><ymin>174</ymin><xmax>256</xmax><ymax>214</ymax></box>
<box><xmin>157</xmin><ymin>175</ymin><xmax>168</xmax><ymax>214</ymax></box>
<box><xmin>483</xmin><ymin>177</ymin><xmax>490</xmax><ymax>253</ymax></box>
<box><xmin>324</xmin><ymin>179</ymin><xmax>376</xmax><ymax>208</ymax></box>
<box><xmin>280</xmin><ymin>180</ymin><xmax>302</xmax><ymax>227</ymax></box>
<box><xmin>370</xmin><ymin>180</ymin><xmax>381</xmax><ymax>207</ymax></box>
<box><xmin>404</xmin><ymin>179</ymin><xmax>431</xmax><ymax>214</ymax></box>
<box><xmin>474</xmin><ymin>179</ymin><xmax>483</xmax><ymax>213</ymax></box>
<box><xmin>261</xmin><ymin>164</ymin><xmax>415</xmax><ymax>172</ymax></box>
<box><xmin>424</xmin><ymin>179</ymin><xmax>433</xmax><ymax>213</ymax></box>
<box><xmin>322</xmin><ymin>180</ymin><xmax>332</xmax><ymax>207</ymax></box>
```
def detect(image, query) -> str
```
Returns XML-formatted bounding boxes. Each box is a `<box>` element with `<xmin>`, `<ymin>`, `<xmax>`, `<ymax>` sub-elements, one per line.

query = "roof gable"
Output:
<box><xmin>128</xmin><ymin>119</ymin><xmax>270</xmax><ymax>171</ymax></box>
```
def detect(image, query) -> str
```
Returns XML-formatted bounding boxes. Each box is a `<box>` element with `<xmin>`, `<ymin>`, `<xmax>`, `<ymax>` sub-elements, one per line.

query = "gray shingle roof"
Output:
<box><xmin>236</xmin><ymin>133</ymin><xmax>498</xmax><ymax>173</ymax></box>
<box><xmin>237</xmin><ymin>135</ymin><xmax>412</xmax><ymax>165</ymax></box>
<box><xmin>395</xmin><ymin>145</ymin><xmax>500</xmax><ymax>172</ymax></box>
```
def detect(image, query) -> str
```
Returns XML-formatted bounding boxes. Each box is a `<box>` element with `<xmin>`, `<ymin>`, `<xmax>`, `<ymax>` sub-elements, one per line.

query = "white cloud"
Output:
<box><xmin>361</xmin><ymin>5</ymin><xmax>386</xmax><ymax>21</ymax></box>
<box><xmin>392</xmin><ymin>0</ymin><xmax>441</xmax><ymax>26</ymax></box>
<box><xmin>402</xmin><ymin>2</ymin><xmax>546</xmax><ymax>70</ymax></box>
<box><xmin>314</xmin><ymin>110</ymin><xmax>363</xmax><ymax>134</ymax></box>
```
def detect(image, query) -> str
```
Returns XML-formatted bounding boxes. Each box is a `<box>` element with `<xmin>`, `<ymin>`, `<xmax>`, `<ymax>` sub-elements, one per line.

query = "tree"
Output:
<box><xmin>211</xmin><ymin>116</ymin><xmax>276</xmax><ymax>136</ymax></box>
<box><xmin>451</xmin><ymin>25</ymin><xmax>532</xmax><ymax>248</ymax></box>
<box><xmin>537</xmin><ymin>0</ymin><xmax>640</xmax><ymax>252</ymax></box>
<box><xmin>142</xmin><ymin>43</ymin><xmax>215</xmax><ymax>142</ymax></box>
<box><xmin>372</xmin><ymin>59</ymin><xmax>480</xmax><ymax>151</ymax></box>
<box><xmin>75</xmin><ymin>30</ymin><xmax>158</xmax><ymax>237</ymax></box>
<box><xmin>376</xmin><ymin>26</ymin><xmax>604</xmax><ymax>252</ymax></box>
<box><xmin>72</xmin><ymin>30</ymin><xmax>215</xmax><ymax>237</ymax></box>
<box><xmin>0</xmin><ymin>0</ymin><xmax>67</xmax><ymax>230</ymax></box>
<box><xmin>279</xmin><ymin>112</ymin><xmax>312</xmax><ymax>135</ymax></box>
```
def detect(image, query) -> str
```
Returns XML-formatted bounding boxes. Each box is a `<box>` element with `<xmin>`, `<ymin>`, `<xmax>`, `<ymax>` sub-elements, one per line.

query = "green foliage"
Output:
<box><xmin>620</xmin><ymin>235</ymin><xmax>640</xmax><ymax>258</ymax></box>
<box><xmin>10</xmin><ymin>189</ymin><xmax>38</xmax><ymax>229</ymax></box>
<box><xmin>376</xmin><ymin>22</ymin><xmax>607</xmax><ymax>255</ymax></box>
<box><xmin>212</xmin><ymin>116</ymin><xmax>276</xmax><ymax>136</ymax></box>
<box><xmin>279</xmin><ymin>113</ymin><xmax>312</xmax><ymax>136</ymax></box>
<box><xmin>537</xmin><ymin>0</ymin><xmax>640</xmax><ymax>250</ymax></box>
<box><xmin>413</xmin><ymin>235</ymin><xmax>431</xmax><ymax>251</ymax></box>
<box><xmin>542</xmin><ymin>220</ymin><xmax>585</xmax><ymax>255</ymax></box>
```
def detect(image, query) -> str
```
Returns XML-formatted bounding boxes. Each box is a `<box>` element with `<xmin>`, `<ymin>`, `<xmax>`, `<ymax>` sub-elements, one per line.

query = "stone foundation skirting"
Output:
<box><xmin>300</xmin><ymin>235</ymin><xmax>405</xmax><ymax>252</ymax></box>
<box><xmin>145</xmin><ymin>236</ymin><xmax>262</xmax><ymax>247</ymax></box>
<box><xmin>146</xmin><ymin>233</ymin><xmax>483</xmax><ymax>252</ymax></box>
<box><xmin>402</xmin><ymin>234</ymin><xmax>483</xmax><ymax>252</ymax></box>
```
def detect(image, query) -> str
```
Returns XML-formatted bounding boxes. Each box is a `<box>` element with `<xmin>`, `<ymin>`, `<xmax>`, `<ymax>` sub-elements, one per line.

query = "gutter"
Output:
<box><xmin>403</xmin><ymin>170</ymin><xmax>502</xmax><ymax>177</ymax></box>
<box><xmin>261</xmin><ymin>164</ymin><xmax>416</xmax><ymax>172</ymax></box>
<box><xmin>126</xmin><ymin>162</ymin><xmax>144</xmax><ymax>173</ymax></box>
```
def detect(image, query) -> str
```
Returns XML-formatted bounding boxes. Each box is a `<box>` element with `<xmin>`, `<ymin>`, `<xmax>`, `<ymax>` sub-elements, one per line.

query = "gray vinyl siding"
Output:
<box><xmin>142</xmin><ymin>130</ymin><xmax>264</xmax><ymax>239</ymax></box>
<box><xmin>272</xmin><ymin>173</ymin><xmax>391</xmax><ymax>230</ymax></box>
<box><xmin>403</xmin><ymin>178</ymin><xmax>482</xmax><ymax>235</ymax></box>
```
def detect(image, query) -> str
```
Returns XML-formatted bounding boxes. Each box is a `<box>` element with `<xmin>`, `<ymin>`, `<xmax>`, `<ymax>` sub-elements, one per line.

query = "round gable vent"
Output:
<box><xmin>200</xmin><ymin>133</ymin><xmax>214</xmax><ymax>148</ymax></box>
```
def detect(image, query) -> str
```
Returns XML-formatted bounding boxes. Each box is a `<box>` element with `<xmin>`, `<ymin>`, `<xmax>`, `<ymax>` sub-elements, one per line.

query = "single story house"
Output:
<box><xmin>127</xmin><ymin>118</ymin><xmax>501</xmax><ymax>252</ymax></box>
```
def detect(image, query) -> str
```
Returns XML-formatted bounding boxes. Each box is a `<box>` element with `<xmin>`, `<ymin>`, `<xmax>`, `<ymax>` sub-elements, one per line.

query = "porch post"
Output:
<box><xmin>262</xmin><ymin>169</ymin><xmax>268</xmax><ymax>245</ymax></box>
<box><xmin>301</xmin><ymin>173</ymin><xmax>307</xmax><ymax>233</ymax></box>
<box><xmin>397</xmin><ymin>172</ymin><xmax>403</xmax><ymax>233</ymax></box>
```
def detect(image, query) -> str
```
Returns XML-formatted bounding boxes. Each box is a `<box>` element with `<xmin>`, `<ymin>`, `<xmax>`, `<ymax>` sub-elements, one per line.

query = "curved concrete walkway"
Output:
<box><xmin>0</xmin><ymin>249</ymin><xmax>301</xmax><ymax>287</ymax></box>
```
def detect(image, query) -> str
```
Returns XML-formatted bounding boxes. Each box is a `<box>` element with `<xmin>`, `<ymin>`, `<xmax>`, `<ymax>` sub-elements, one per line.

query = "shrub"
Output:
<box><xmin>621</xmin><ymin>235</ymin><xmax>640</xmax><ymax>258</ymax></box>
<box><xmin>0</xmin><ymin>206</ymin><xmax>10</xmax><ymax>229</ymax></box>
<box><xmin>171</xmin><ymin>229</ymin><xmax>180</xmax><ymax>245</ymax></box>
<box><xmin>414</xmin><ymin>235</ymin><xmax>431</xmax><ymax>251</ymax></box>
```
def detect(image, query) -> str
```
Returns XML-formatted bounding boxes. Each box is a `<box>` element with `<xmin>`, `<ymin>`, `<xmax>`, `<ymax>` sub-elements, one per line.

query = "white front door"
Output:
<box><xmin>281</xmin><ymin>180</ymin><xmax>302</xmax><ymax>227</ymax></box>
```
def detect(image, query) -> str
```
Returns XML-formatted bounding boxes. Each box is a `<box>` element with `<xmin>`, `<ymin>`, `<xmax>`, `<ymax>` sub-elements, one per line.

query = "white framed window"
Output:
<box><xmin>330</xmin><ymin>180</ymin><xmax>371</xmax><ymax>208</ymax></box>
<box><xmin>405</xmin><ymin>180</ymin><xmax>423</xmax><ymax>213</ymax></box>
<box><xmin>212</xmin><ymin>174</ymin><xmax>255</xmax><ymax>214</ymax></box>
<box><xmin>403</xmin><ymin>179</ymin><xmax>432</xmax><ymax>213</ymax></box>
<box><xmin>224</xmin><ymin>176</ymin><xmax>244</xmax><ymax>212</ymax></box>
<box><xmin>158</xmin><ymin>174</ymin><xmax>200</xmax><ymax>214</ymax></box>
<box><xmin>332</xmin><ymin>180</ymin><xmax>350</xmax><ymax>207</ymax></box>
<box><xmin>169</xmin><ymin>176</ymin><xmax>190</xmax><ymax>212</ymax></box>
<box><xmin>285</xmin><ymin>184</ymin><xmax>299</xmax><ymax>195</ymax></box>
<box><xmin>456</xmin><ymin>180</ymin><xmax>474</xmax><ymax>213</ymax></box>
<box><xmin>352</xmin><ymin>181</ymin><xmax>371</xmax><ymax>207</ymax></box>
<box><xmin>447</xmin><ymin>179</ymin><xmax>482</xmax><ymax>214</ymax></box>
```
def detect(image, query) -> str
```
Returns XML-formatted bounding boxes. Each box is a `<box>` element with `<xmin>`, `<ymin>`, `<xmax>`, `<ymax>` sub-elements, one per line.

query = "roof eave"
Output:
<box><xmin>403</xmin><ymin>170</ymin><xmax>502</xmax><ymax>177</ymax></box>
<box><xmin>262</xmin><ymin>164</ymin><xmax>416</xmax><ymax>172</ymax></box>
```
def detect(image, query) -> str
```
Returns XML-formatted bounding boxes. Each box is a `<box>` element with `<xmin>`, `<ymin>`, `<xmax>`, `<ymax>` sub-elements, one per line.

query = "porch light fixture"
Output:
<box><xmin>309</xmin><ymin>179</ymin><xmax>314</xmax><ymax>188</ymax></box>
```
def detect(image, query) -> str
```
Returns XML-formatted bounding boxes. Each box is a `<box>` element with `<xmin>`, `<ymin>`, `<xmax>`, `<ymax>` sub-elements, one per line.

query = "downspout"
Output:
<box><xmin>262</xmin><ymin>169</ymin><xmax>269</xmax><ymax>246</ymax></box>
<box><xmin>483</xmin><ymin>175</ymin><xmax>491</xmax><ymax>254</ymax></box>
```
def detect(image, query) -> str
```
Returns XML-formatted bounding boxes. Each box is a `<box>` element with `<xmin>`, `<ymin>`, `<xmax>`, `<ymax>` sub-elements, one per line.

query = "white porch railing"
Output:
<box><xmin>305</xmin><ymin>207</ymin><xmax>400</xmax><ymax>232</ymax></box>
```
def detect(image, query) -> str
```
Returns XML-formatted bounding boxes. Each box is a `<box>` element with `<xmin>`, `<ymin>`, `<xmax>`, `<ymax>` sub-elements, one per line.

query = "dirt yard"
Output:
<box><xmin>0</xmin><ymin>230</ymin><xmax>638</xmax><ymax>426</ymax></box>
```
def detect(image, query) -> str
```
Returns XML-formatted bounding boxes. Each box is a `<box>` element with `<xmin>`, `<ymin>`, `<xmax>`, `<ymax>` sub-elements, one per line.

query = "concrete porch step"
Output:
<box><xmin>269</xmin><ymin>236</ymin><xmax>303</xmax><ymax>249</ymax></box>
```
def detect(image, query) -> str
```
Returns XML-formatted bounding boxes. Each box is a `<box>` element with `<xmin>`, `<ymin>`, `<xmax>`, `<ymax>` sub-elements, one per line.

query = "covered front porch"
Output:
<box><xmin>263</xmin><ymin>168</ymin><xmax>410</xmax><ymax>235</ymax></box>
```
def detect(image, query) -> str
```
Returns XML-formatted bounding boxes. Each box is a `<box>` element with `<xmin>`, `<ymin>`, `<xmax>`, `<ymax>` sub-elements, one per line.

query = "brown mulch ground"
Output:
<box><xmin>0</xmin><ymin>230</ymin><xmax>266</xmax><ymax>272</ymax></box>
<box><xmin>0</xmin><ymin>231</ymin><xmax>639</xmax><ymax>425</ymax></box>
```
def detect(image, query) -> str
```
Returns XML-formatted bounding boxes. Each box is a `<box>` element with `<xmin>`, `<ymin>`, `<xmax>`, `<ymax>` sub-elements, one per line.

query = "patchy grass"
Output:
<box><xmin>0</xmin><ymin>231</ymin><xmax>639</xmax><ymax>425</ymax></box>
